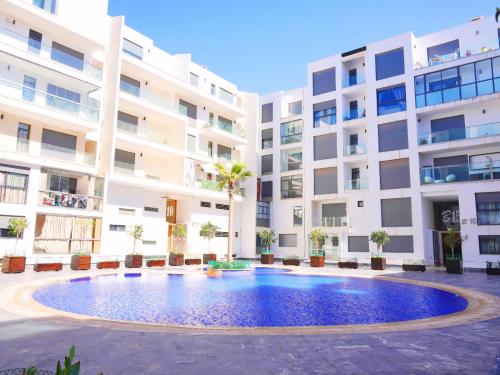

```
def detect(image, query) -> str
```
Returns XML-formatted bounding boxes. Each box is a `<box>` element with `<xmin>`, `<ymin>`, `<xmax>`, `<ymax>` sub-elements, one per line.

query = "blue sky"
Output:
<box><xmin>108</xmin><ymin>0</ymin><xmax>498</xmax><ymax>94</ymax></box>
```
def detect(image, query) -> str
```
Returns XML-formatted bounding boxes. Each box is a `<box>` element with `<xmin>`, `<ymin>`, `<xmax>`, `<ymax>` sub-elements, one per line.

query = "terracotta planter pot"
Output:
<box><xmin>207</xmin><ymin>268</ymin><xmax>222</xmax><ymax>277</ymax></box>
<box><xmin>146</xmin><ymin>259</ymin><xmax>166</xmax><ymax>267</ymax></box>
<box><xmin>70</xmin><ymin>255</ymin><xmax>91</xmax><ymax>270</ymax></box>
<box><xmin>371</xmin><ymin>257</ymin><xmax>386</xmax><ymax>270</ymax></box>
<box><xmin>402</xmin><ymin>264</ymin><xmax>426</xmax><ymax>272</ymax></box>
<box><xmin>1</xmin><ymin>256</ymin><xmax>26</xmax><ymax>273</ymax></box>
<box><xmin>203</xmin><ymin>254</ymin><xmax>217</xmax><ymax>264</ymax></box>
<box><xmin>125</xmin><ymin>254</ymin><xmax>143</xmax><ymax>268</ymax></box>
<box><xmin>261</xmin><ymin>253</ymin><xmax>274</xmax><ymax>264</ymax></box>
<box><xmin>185</xmin><ymin>258</ymin><xmax>201</xmax><ymax>265</ymax></box>
<box><xmin>283</xmin><ymin>258</ymin><xmax>300</xmax><ymax>266</ymax></box>
<box><xmin>97</xmin><ymin>261</ymin><xmax>120</xmax><ymax>269</ymax></box>
<box><xmin>446</xmin><ymin>259</ymin><xmax>463</xmax><ymax>274</ymax></box>
<box><xmin>310</xmin><ymin>255</ymin><xmax>325</xmax><ymax>268</ymax></box>
<box><xmin>34</xmin><ymin>263</ymin><xmax>62</xmax><ymax>272</ymax></box>
<box><xmin>338</xmin><ymin>261</ymin><xmax>358</xmax><ymax>269</ymax></box>
<box><xmin>169</xmin><ymin>253</ymin><xmax>184</xmax><ymax>266</ymax></box>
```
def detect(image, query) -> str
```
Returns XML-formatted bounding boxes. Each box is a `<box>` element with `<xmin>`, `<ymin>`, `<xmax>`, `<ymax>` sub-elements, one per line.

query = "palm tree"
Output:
<box><xmin>214</xmin><ymin>162</ymin><xmax>253</xmax><ymax>261</ymax></box>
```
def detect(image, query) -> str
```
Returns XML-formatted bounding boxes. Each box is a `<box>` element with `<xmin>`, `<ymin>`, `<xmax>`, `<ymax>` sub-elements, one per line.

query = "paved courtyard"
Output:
<box><xmin>0</xmin><ymin>266</ymin><xmax>499</xmax><ymax>374</ymax></box>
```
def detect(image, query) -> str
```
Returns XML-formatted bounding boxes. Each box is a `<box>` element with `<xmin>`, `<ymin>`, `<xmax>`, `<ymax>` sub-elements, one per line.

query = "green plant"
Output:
<box><xmin>24</xmin><ymin>346</ymin><xmax>103</xmax><ymax>375</ymax></box>
<box><xmin>171</xmin><ymin>223</ymin><xmax>187</xmax><ymax>254</ymax></box>
<box><xmin>310</xmin><ymin>228</ymin><xmax>326</xmax><ymax>255</ymax></box>
<box><xmin>199</xmin><ymin>221</ymin><xmax>219</xmax><ymax>254</ymax></box>
<box><xmin>214</xmin><ymin>162</ymin><xmax>253</xmax><ymax>262</ymax></box>
<box><xmin>8</xmin><ymin>217</ymin><xmax>29</xmax><ymax>255</ymax></box>
<box><xmin>370</xmin><ymin>230</ymin><xmax>390</xmax><ymax>257</ymax></box>
<box><xmin>128</xmin><ymin>224</ymin><xmax>143</xmax><ymax>254</ymax></box>
<box><xmin>443</xmin><ymin>227</ymin><xmax>466</xmax><ymax>260</ymax></box>
<box><xmin>258</xmin><ymin>229</ymin><xmax>276</xmax><ymax>254</ymax></box>
<box><xmin>208</xmin><ymin>260</ymin><xmax>250</xmax><ymax>270</ymax></box>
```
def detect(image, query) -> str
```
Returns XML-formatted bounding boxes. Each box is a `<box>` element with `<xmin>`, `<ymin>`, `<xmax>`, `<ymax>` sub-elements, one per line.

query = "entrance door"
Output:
<box><xmin>324</xmin><ymin>235</ymin><xmax>340</xmax><ymax>261</ymax></box>
<box><xmin>349</xmin><ymin>100</ymin><xmax>358</xmax><ymax>119</ymax></box>
<box><xmin>166</xmin><ymin>199</ymin><xmax>177</xmax><ymax>252</ymax></box>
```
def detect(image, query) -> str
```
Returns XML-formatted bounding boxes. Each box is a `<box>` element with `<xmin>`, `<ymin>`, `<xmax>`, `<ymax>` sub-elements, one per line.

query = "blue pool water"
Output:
<box><xmin>33</xmin><ymin>268</ymin><xmax>468</xmax><ymax>327</ymax></box>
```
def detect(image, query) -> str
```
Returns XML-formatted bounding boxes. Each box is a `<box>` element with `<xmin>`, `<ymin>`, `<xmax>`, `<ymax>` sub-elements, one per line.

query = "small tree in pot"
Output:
<box><xmin>310</xmin><ymin>228</ymin><xmax>326</xmax><ymax>267</ymax></box>
<box><xmin>2</xmin><ymin>217</ymin><xmax>29</xmax><ymax>273</ymax></box>
<box><xmin>125</xmin><ymin>224</ymin><xmax>143</xmax><ymax>268</ymax></box>
<box><xmin>443</xmin><ymin>227</ymin><xmax>466</xmax><ymax>274</ymax></box>
<box><xmin>370</xmin><ymin>230</ymin><xmax>390</xmax><ymax>270</ymax></box>
<box><xmin>200</xmin><ymin>221</ymin><xmax>219</xmax><ymax>264</ymax></box>
<box><xmin>170</xmin><ymin>223</ymin><xmax>186</xmax><ymax>266</ymax></box>
<box><xmin>71</xmin><ymin>218</ymin><xmax>93</xmax><ymax>270</ymax></box>
<box><xmin>258</xmin><ymin>229</ymin><xmax>276</xmax><ymax>264</ymax></box>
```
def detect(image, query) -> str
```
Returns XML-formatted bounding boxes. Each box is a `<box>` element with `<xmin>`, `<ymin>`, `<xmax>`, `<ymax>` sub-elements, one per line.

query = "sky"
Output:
<box><xmin>108</xmin><ymin>0</ymin><xmax>499</xmax><ymax>94</ymax></box>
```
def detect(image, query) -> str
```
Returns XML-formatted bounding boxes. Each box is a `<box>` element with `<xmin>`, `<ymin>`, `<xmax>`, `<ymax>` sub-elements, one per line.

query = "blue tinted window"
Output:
<box><xmin>314</xmin><ymin>107</ymin><xmax>336</xmax><ymax>127</ymax></box>
<box><xmin>375</xmin><ymin>48</ymin><xmax>405</xmax><ymax>80</ymax></box>
<box><xmin>313</xmin><ymin>68</ymin><xmax>336</xmax><ymax>96</ymax></box>
<box><xmin>377</xmin><ymin>85</ymin><xmax>406</xmax><ymax>116</ymax></box>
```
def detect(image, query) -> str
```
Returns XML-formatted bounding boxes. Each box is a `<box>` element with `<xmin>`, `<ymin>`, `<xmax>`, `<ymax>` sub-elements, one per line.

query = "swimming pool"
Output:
<box><xmin>32</xmin><ymin>268</ymin><xmax>468</xmax><ymax>327</ymax></box>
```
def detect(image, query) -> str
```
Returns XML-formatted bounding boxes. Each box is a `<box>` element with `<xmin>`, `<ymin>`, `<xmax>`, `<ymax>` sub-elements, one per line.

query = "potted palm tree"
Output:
<box><xmin>70</xmin><ymin>218</ymin><xmax>93</xmax><ymax>271</ymax></box>
<box><xmin>443</xmin><ymin>227</ymin><xmax>465</xmax><ymax>274</ymax></box>
<box><xmin>125</xmin><ymin>224</ymin><xmax>143</xmax><ymax>268</ymax></box>
<box><xmin>310</xmin><ymin>228</ymin><xmax>326</xmax><ymax>267</ymax></box>
<box><xmin>2</xmin><ymin>217</ymin><xmax>29</xmax><ymax>273</ymax></box>
<box><xmin>258</xmin><ymin>229</ymin><xmax>276</xmax><ymax>264</ymax></box>
<box><xmin>214</xmin><ymin>162</ymin><xmax>253</xmax><ymax>262</ymax></box>
<box><xmin>169</xmin><ymin>223</ymin><xmax>186</xmax><ymax>266</ymax></box>
<box><xmin>370</xmin><ymin>230</ymin><xmax>390</xmax><ymax>270</ymax></box>
<box><xmin>200</xmin><ymin>221</ymin><xmax>218</xmax><ymax>264</ymax></box>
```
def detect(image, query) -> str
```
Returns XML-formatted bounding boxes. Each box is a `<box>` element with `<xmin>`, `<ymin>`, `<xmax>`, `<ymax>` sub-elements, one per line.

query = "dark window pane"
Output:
<box><xmin>375</xmin><ymin>48</ymin><xmax>405</xmax><ymax>80</ymax></box>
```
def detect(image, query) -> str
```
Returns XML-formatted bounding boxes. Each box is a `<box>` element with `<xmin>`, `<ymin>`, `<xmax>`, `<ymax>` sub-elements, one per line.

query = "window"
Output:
<box><xmin>280</xmin><ymin>120</ymin><xmax>302</xmax><ymax>144</ymax></box>
<box><xmin>348</xmin><ymin>236</ymin><xmax>369</xmax><ymax>252</ymax></box>
<box><xmin>428</xmin><ymin>115</ymin><xmax>465</xmax><ymax>143</ymax></box>
<box><xmin>22</xmin><ymin>76</ymin><xmax>36</xmax><ymax>102</ymax></box>
<box><xmin>144</xmin><ymin>206</ymin><xmax>159</xmax><ymax>213</ymax></box>
<box><xmin>281</xmin><ymin>175</ymin><xmax>303</xmax><ymax>199</ymax></box>
<box><xmin>261</xmin><ymin>103</ymin><xmax>273</xmax><ymax>123</ymax></box>
<box><xmin>476</xmin><ymin>192</ymin><xmax>500</xmax><ymax>225</ymax></box>
<box><xmin>293</xmin><ymin>207</ymin><xmax>303</xmax><ymax>226</ymax></box>
<box><xmin>219</xmin><ymin>88</ymin><xmax>233</xmax><ymax>104</ymax></box>
<box><xmin>383</xmin><ymin>236</ymin><xmax>414</xmax><ymax>253</ymax></box>
<box><xmin>479</xmin><ymin>235</ymin><xmax>500</xmax><ymax>254</ymax></box>
<box><xmin>200</xmin><ymin>201</ymin><xmax>211</xmax><ymax>208</ymax></box>
<box><xmin>217</xmin><ymin>145</ymin><xmax>232</xmax><ymax>162</ymax></box>
<box><xmin>122</xmin><ymin>38</ymin><xmax>143</xmax><ymax>59</ymax></box>
<box><xmin>0</xmin><ymin>216</ymin><xmax>25</xmax><ymax>238</ymax></box>
<box><xmin>261</xmin><ymin>154</ymin><xmax>273</xmax><ymax>175</ymax></box>
<box><xmin>377</xmin><ymin>85</ymin><xmax>406</xmax><ymax>115</ymax></box>
<box><xmin>114</xmin><ymin>149</ymin><xmax>135</xmax><ymax>171</ymax></box>
<box><xmin>261</xmin><ymin>181</ymin><xmax>273</xmax><ymax>201</ymax></box>
<box><xmin>313</xmin><ymin>100</ymin><xmax>336</xmax><ymax>127</ymax></box>
<box><xmin>119</xmin><ymin>208</ymin><xmax>135</xmax><ymax>215</ymax></box>
<box><xmin>215</xmin><ymin>231</ymin><xmax>229</xmax><ymax>237</ymax></box>
<box><xmin>32</xmin><ymin>0</ymin><xmax>57</xmax><ymax>14</ymax></box>
<box><xmin>51</xmin><ymin>42</ymin><xmax>84</xmax><ymax>71</ymax></box>
<box><xmin>314</xmin><ymin>167</ymin><xmax>337</xmax><ymax>195</ymax></box>
<box><xmin>179</xmin><ymin>99</ymin><xmax>197</xmax><ymax>119</ymax></box>
<box><xmin>261</xmin><ymin>128</ymin><xmax>273</xmax><ymax>149</ymax></box>
<box><xmin>117</xmin><ymin>111</ymin><xmax>138</xmax><ymax>133</ymax></box>
<box><xmin>427</xmin><ymin>40</ymin><xmax>460</xmax><ymax>65</ymax></box>
<box><xmin>379</xmin><ymin>158</ymin><xmax>410</xmax><ymax>190</ymax></box>
<box><xmin>256</xmin><ymin>201</ymin><xmax>270</xmax><ymax>227</ymax></box>
<box><xmin>313</xmin><ymin>133</ymin><xmax>337</xmax><ymax>160</ymax></box>
<box><xmin>49</xmin><ymin>175</ymin><xmax>77</xmax><ymax>193</ymax></box>
<box><xmin>46</xmin><ymin>84</ymin><xmax>81</xmax><ymax>114</ymax></box>
<box><xmin>322</xmin><ymin>203</ymin><xmax>346</xmax><ymax>226</ymax></box>
<box><xmin>378</xmin><ymin>120</ymin><xmax>408</xmax><ymax>152</ymax></box>
<box><xmin>313</xmin><ymin>67</ymin><xmax>336</xmax><ymax>96</ymax></box>
<box><xmin>120</xmin><ymin>74</ymin><xmax>140</xmax><ymax>96</ymax></box>
<box><xmin>288</xmin><ymin>101</ymin><xmax>302</xmax><ymax>116</ymax></box>
<box><xmin>381</xmin><ymin>198</ymin><xmax>412</xmax><ymax>227</ymax></box>
<box><xmin>279</xmin><ymin>234</ymin><xmax>297</xmax><ymax>247</ymax></box>
<box><xmin>109</xmin><ymin>224</ymin><xmax>126</xmax><ymax>232</ymax></box>
<box><xmin>217</xmin><ymin>116</ymin><xmax>233</xmax><ymax>133</ymax></box>
<box><xmin>216</xmin><ymin>203</ymin><xmax>229</xmax><ymax>210</ymax></box>
<box><xmin>281</xmin><ymin>148</ymin><xmax>302</xmax><ymax>172</ymax></box>
<box><xmin>189</xmin><ymin>72</ymin><xmax>199</xmax><ymax>87</ymax></box>
<box><xmin>17</xmin><ymin>123</ymin><xmax>30</xmax><ymax>153</ymax></box>
<box><xmin>375</xmin><ymin>47</ymin><xmax>405</xmax><ymax>80</ymax></box>
<box><xmin>41</xmin><ymin>129</ymin><xmax>77</xmax><ymax>158</ymax></box>
<box><xmin>28</xmin><ymin>29</ymin><xmax>42</xmax><ymax>54</ymax></box>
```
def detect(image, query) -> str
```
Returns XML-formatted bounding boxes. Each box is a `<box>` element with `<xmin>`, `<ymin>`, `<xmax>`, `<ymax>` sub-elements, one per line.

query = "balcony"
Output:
<box><xmin>28</xmin><ymin>0</ymin><xmax>57</xmax><ymax>14</ymax></box>
<box><xmin>344</xmin><ymin>144</ymin><xmax>366</xmax><ymax>156</ymax></box>
<box><xmin>38</xmin><ymin>190</ymin><xmax>103</xmax><ymax>211</ymax></box>
<box><xmin>418</xmin><ymin>122</ymin><xmax>500</xmax><ymax>145</ymax></box>
<box><xmin>194</xmin><ymin>179</ymin><xmax>245</xmax><ymax>196</ymax></box>
<box><xmin>0</xmin><ymin>26</ymin><xmax>102</xmax><ymax>80</ymax></box>
<box><xmin>421</xmin><ymin>160</ymin><xmax>500</xmax><ymax>185</ymax></box>
<box><xmin>342</xmin><ymin>73</ymin><xmax>365</xmax><ymax>88</ymax></box>
<box><xmin>281</xmin><ymin>160</ymin><xmax>302</xmax><ymax>172</ymax></box>
<box><xmin>344</xmin><ymin>179</ymin><xmax>368</xmax><ymax>191</ymax></box>
<box><xmin>0</xmin><ymin>77</ymin><xmax>99</xmax><ymax>123</ymax></box>
<box><xmin>280</xmin><ymin>134</ymin><xmax>302</xmax><ymax>145</ymax></box>
<box><xmin>343</xmin><ymin>109</ymin><xmax>366</xmax><ymax>122</ymax></box>
<box><xmin>312</xmin><ymin>216</ymin><xmax>350</xmax><ymax>228</ymax></box>
<box><xmin>209</xmin><ymin>119</ymin><xmax>245</xmax><ymax>138</ymax></box>
<box><xmin>0</xmin><ymin>170</ymin><xmax>28</xmax><ymax>204</ymax></box>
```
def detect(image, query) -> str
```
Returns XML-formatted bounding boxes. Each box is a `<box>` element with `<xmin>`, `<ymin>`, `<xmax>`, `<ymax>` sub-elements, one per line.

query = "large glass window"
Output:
<box><xmin>51</xmin><ymin>42</ymin><xmax>84</xmax><ymax>71</ymax></box>
<box><xmin>261</xmin><ymin>103</ymin><xmax>273</xmax><ymax>123</ymax></box>
<box><xmin>375</xmin><ymin>48</ymin><xmax>405</xmax><ymax>80</ymax></box>
<box><xmin>281</xmin><ymin>148</ymin><xmax>302</xmax><ymax>172</ymax></box>
<box><xmin>313</xmin><ymin>100</ymin><xmax>336</xmax><ymax>128</ymax></box>
<box><xmin>114</xmin><ymin>149</ymin><xmax>136</xmax><ymax>171</ymax></box>
<box><xmin>280</xmin><ymin>120</ymin><xmax>302</xmax><ymax>144</ymax></box>
<box><xmin>117</xmin><ymin>111</ymin><xmax>138</xmax><ymax>133</ymax></box>
<box><xmin>261</xmin><ymin>181</ymin><xmax>273</xmax><ymax>201</ymax></box>
<box><xmin>261</xmin><ymin>154</ymin><xmax>273</xmax><ymax>175</ymax></box>
<box><xmin>280</xmin><ymin>175</ymin><xmax>302</xmax><ymax>199</ymax></box>
<box><xmin>479</xmin><ymin>236</ymin><xmax>500</xmax><ymax>254</ymax></box>
<box><xmin>379</xmin><ymin>158</ymin><xmax>410</xmax><ymax>190</ymax></box>
<box><xmin>313</xmin><ymin>67</ymin><xmax>336</xmax><ymax>96</ymax></box>
<box><xmin>293</xmin><ymin>206</ymin><xmax>303</xmax><ymax>226</ymax></box>
<box><xmin>313</xmin><ymin>133</ymin><xmax>337</xmax><ymax>160</ymax></box>
<box><xmin>28</xmin><ymin>29</ymin><xmax>42</xmax><ymax>54</ymax></box>
<box><xmin>46</xmin><ymin>84</ymin><xmax>81</xmax><ymax>113</ymax></box>
<box><xmin>377</xmin><ymin>85</ymin><xmax>406</xmax><ymax>116</ymax></box>
<box><xmin>261</xmin><ymin>128</ymin><xmax>273</xmax><ymax>149</ymax></box>
<box><xmin>217</xmin><ymin>144</ymin><xmax>232</xmax><ymax>162</ymax></box>
<box><xmin>476</xmin><ymin>192</ymin><xmax>500</xmax><ymax>225</ymax></box>
<box><xmin>120</xmin><ymin>74</ymin><xmax>140</xmax><ymax>97</ymax></box>
<box><xmin>427</xmin><ymin>40</ymin><xmax>460</xmax><ymax>65</ymax></box>
<box><xmin>288</xmin><ymin>101</ymin><xmax>302</xmax><ymax>116</ymax></box>
<box><xmin>378</xmin><ymin>120</ymin><xmax>408</xmax><ymax>152</ymax></box>
<box><xmin>122</xmin><ymin>38</ymin><xmax>143</xmax><ymax>59</ymax></box>
<box><xmin>381</xmin><ymin>198</ymin><xmax>412</xmax><ymax>227</ymax></box>
<box><xmin>314</xmin><ymin>167</ymin><xmax>337</xmax><ymax>195</ymax></box>
<box><xmin>179</xmin><ymin>99</ymin><xmax>197</xmax><ymax>119</ymax></box>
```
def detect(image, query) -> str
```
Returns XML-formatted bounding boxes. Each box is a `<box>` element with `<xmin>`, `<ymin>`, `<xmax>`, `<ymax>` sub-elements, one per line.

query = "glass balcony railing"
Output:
<box><xmin>281</xmin><ymin>161</ymin><xmax>302</xmax><ymax>172</ymax></box>
<box><xmin>418</xmin><ymin>122</ymin><xmax>500</xmax><ymax>145</ymax></box>
<box><xmin>342</xmin><ymin>74</ymin><xmax>365</xmax><ymax>88</ymax></box>
<box><xmin>194</xmin><ymin>179</ymin><xmax>245</xmax><ymax>196</ymax></box>
<box><xmin>0</xmin><ymin>26</ymin><xmax>102</xmax><ymax>79</ymax></box>
<box><xmin>219</xmin><ymin>88</ymin><xmax>234</xmax><ymax>105</ymax></box>
<box><xmin>344</xmin><ymin>179</ymin><xmax>368</xmax><ymax>190</ymax></box>
<box><xmin>280</xmin><ymin>134</ymin><xmax>302</xmax><ymax>144</ymax></box>
<box><xmin>312</xmin><ymin>216</ymin><xmax>350</xmax><ymax>228</ymax></box>
<box><xmin>0</xmin><ymin>77</ymin><xmax>99</xmax><ymax>123</ymax></box>
<box><xmin>208</xmin><ymin>120</ymin><xmax>245</xmax><ymax>138</ymax></box>
<box><xmin>421</xmin><ymin>160</ymin><xmax>500</xmax><ymax>185</ymax></box>
<box><xmin>114</xmin><ymin>161</ymin><xmax>136</xmax><ymax>175</ymax></box>
<box><xmin>343</xmin><ymin>109</ymin><xmax>366</xmax><ymax>121</ymax></box>
<box><xmin>344</xmin><ymin>144</ymin><xmax>366</xmax><ymax>156</ymax></box>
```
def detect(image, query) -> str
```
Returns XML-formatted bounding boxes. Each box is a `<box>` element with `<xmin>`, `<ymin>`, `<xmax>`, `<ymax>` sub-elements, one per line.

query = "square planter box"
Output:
<box><xmin>207</xmin><ymin>268</ymin><xmax>222</xmax><ymax>277</ymax></box>
<box><xmin>486</xmin><ymin>267</ymin><xmax>500</xmax><ymax>275</ymax></box>
<box><xmin>446</xmin><ymin>259</ymin><xmax>463</xmax><ymax>274</ymax></box>
<box><xmin>371</xmin><ymin>257</ymin><xmax>386</xmax><ymax>270</ymax></box>
<box><xmin>402</xmin><ymin>264</ymin><xmax>426</xmax><ymax>272</ymax></box>
<box><xmin>97</xmin><ymin>261</ymin><xmax>120</xmax><ymax>269</ymax></box>
<box><xmin>185</xmin><ymin>258</ymin><xmax>201</xmax><ymax>265</ymax></box>
<box><xmin>1</xmin><ymin>256</ymin><xmax>26</xmax><ymax>273</ymax></box>
<box><xmin>34</xmin><ymin>263</ymin><xmax>62</xmax><ymax>272</ymax></box>
<box><xmin>310</xmin><ymin>255</ymin><xmax>325</xmax><ymax>268</ymax></box>
<box><xmin>261</xmin><ymin>253</ymin><xmax>274</xmax><ymax>264</ymax></box>
<box><xmin>338</xmin><ymin>261</ymin><xmax>358</xmax><ymax>269</ymax></box>
<box><xmin>203</xmin><ymin>254</ymin><xmax>217</xmax><ymax>264</ymax></box>
<box><xmin>125</xmin><ymin>254</ymin><xmax>143</xmax><ymax>268</ymax></box>
<box><xmin>283</xmin><ymin>258</ymin><xmax>300</xmax><ymax>266</ymax></box>
<box><xmin>169</xmin><ymin>253</ymin><xmax>184</xmax><ymax>266</ymax></box>
<box><xmin>71</xmin><ymin>255</ymin><xmax>91</xmax><ymax>270</ymax></box>
<box><xmin>146</xmin><ymin>259</ymin><xmax>166</xmax><ymax>267</ymax></box>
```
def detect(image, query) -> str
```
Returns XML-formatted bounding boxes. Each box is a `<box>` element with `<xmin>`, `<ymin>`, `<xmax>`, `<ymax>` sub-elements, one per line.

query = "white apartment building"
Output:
<box><xmin>0</xmin><ymin>1</ymin><xmax>499</xmax><ymax>269</ymax></box>
<box><xmin>257</xmin><ymin>15</ymin><xmax>500</xmax><ymax>269</ymax></box>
